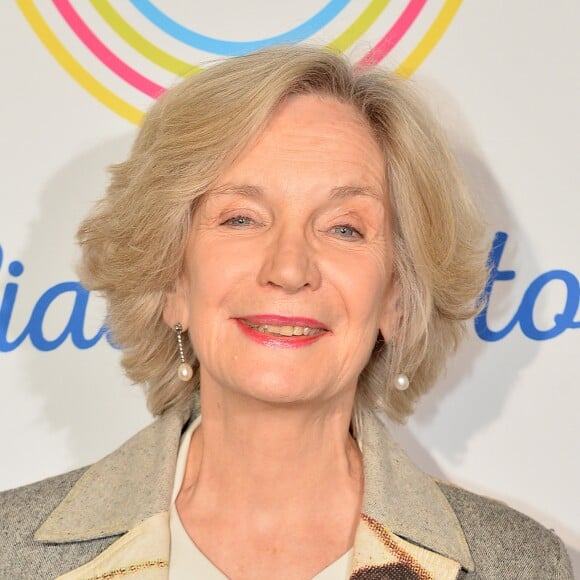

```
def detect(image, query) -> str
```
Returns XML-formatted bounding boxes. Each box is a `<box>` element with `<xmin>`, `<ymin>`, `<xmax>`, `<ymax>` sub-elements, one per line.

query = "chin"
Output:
<box><xmin>238</xmin><ymin>383</ymin><xmax>314</xmax><ymax>406</ymax></box>
<box><xmin>230</xmin><ymin>373</ymin><xmax>323</xmax><ymax>407</ymax></box>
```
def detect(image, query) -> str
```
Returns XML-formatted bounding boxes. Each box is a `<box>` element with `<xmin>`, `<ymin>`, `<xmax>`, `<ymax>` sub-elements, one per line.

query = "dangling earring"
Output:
<box><xmin>394</xmin><ymin>373</ymin><xmax>409</xmax><ymax>391</ymax></box>
<box><xmin>175</xmin><ymin>323</ymin><xmax>193</xmax><ymax>382</ymax></box>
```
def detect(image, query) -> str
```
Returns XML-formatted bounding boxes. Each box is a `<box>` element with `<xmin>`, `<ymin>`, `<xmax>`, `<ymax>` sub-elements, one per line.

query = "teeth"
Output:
<box><xmin>280</xmin><ymin>325</ymin><xmax>293</xmax><ymax>336</ymax></box>
<box><xmin>246</xmin><ymin>322</ymin><xmax>321</xmax><ymax>337</ymax></box>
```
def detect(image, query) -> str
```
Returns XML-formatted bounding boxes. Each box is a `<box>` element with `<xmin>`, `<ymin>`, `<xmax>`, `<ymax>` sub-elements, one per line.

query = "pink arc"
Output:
<box><xmin>53</xmin><ymin>0</ymin><xmax>164</xmax><ymax>99</ymax></box>
<box><xmin>357</xmin><ymin>0</ymin><xmax>426</xmax><ymax>67</ymax></box>
<box><xmin>54</xmin><ymin>0</ymin><xmax>425</xmax><ymax>99</ymax></box>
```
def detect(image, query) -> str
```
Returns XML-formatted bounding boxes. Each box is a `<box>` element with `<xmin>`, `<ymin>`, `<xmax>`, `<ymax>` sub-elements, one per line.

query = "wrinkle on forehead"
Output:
<box><xmin>258</xmin><ymin>95</ymin><xmax>380</xmax><ymax>153</ymax></box>
<box><xmin>205</xmin><ymin>184</ymin><xmax>384</xmax><ymax>203</ymax></box>
<box><xmin>221</xmin><ymin>94</ymin><xmax>387</xmax><ymax>197</ymax></box>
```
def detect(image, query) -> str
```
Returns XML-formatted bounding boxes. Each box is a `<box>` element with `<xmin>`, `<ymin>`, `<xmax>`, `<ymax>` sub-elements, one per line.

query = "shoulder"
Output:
<box><xmin>436</xmin><ymin>481</ymin><xmax>573</xmax><ymax>579</ymax></box>
<box><xmin>0</xmin><ymin>467</ymin><xmax>112</xmax><ymax>578</ymax></box>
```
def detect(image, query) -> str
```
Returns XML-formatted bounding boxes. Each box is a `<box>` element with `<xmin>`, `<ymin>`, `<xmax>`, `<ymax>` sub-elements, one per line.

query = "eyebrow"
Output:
<box><xmin>207</xmin><ymin>184</ymin><xmax>384</xmax><ymax>201</ymax></box>
<box><xmin>208</xmin><ymin>184</ymin><xmax>263</xmax><ymax>198</ymax></box>
<box><xmin>328</xmin><ymin>185</ymin><xmax>384</xmax><ymax>201</ymax></box>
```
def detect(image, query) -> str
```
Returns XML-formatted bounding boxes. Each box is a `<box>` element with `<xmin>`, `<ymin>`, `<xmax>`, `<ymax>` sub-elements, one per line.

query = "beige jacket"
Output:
<box><xmin>0</xmin><ymin>408</ymin><xmax>572</xmax><ymax>579</ymax></box>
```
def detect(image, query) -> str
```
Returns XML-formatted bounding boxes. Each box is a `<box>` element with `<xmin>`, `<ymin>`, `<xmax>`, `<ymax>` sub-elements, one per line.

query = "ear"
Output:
<box><xmin>162</xmin><ymin>272</ymin><xmax>190</xmax><ymax>331</ymax></box>
<box><xmin>378</xmin><ymin>276</ymin><xmax>401</xmax><ymax>342</ymax></box>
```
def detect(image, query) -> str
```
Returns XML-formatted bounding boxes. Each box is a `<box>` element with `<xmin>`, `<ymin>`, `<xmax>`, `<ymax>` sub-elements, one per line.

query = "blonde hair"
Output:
<box><xmin>78</xmin><ymin>45</ymin><xmax>489</xmax><ymax>423</ymax></box>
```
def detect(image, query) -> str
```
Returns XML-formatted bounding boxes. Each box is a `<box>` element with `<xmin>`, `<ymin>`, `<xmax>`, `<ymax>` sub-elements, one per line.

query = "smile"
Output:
<box><xmin>234</xmin><ymin>316</ymin><xmax>329</xmax><ymax>348</ymax></box>
<box><xmin>242</xmin><ymin>321</ymin><xmax>324</xmax><ymax>337</ymax></box>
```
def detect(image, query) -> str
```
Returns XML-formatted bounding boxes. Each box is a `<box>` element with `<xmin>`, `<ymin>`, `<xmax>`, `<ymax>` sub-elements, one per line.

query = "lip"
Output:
<box><xmin>239</xmin><ymin>314</ymin><xmax>328</xmax><ymax>330</ymax></box>
<box><xmin>234</xmin><ymin>315</ymin><xmax>329</xmax><ymax>349</ymax></box>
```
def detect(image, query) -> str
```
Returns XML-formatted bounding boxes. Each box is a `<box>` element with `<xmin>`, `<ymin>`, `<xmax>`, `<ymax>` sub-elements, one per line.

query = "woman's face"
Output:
<box><xmin>165</xmin><ymin>94</ymin><xmax>398</xmax><ymax>406</ymax></box>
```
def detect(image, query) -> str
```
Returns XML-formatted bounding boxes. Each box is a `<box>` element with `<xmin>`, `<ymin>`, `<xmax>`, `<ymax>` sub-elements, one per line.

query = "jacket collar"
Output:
<box><xmin>359</xmin><ymin>410</ymin><xmax>474</xmax><ymax>571</ymax></box>
<box><xmin>36</xmin><ymin>406</ymin><xmax>473</xmax><ymax>571</ymax></box>
<box><xmin>35</xmin><ymin>409</ymin><xmax>188</xmax><ymax>543</ymax></box>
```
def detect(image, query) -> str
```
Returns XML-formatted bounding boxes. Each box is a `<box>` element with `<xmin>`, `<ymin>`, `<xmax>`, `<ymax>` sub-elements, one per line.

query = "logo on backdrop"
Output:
<box><xmin>0</xmin><ymin>245</ymin><xmax>108</xmax><ymax>353</ymax></box>
<box><xmin>2</xmin><ymin>233</ymin><xmax>580</xmax><ymax>352</ymax></box>
<box><xmin>17</xmin><ymin>0</ymin><xmax>463</xmax><ymax>123</ymax></box>
<box><xmin>476</xmin><ymin>233</ymin><xmax>580</xmax><ymax>342</ymax></box>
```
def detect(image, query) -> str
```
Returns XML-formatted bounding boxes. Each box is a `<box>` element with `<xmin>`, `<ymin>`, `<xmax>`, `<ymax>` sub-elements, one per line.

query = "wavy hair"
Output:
<box><xmin>77</xmin><ymin>45</ymin><xmax>489</xmax><ymax>423</ymax></box>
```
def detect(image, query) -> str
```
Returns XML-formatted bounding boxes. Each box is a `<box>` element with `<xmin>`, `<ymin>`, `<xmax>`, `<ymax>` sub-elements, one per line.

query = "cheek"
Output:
<box><xmin>329</xmin><ymin>251</ymin><xmax>389</xmax><ymax>323</ymax></box>
<box><xmin>185</xmin><ymin>238</ymin><xmax>254</xmax><ymax>315</ymax></box>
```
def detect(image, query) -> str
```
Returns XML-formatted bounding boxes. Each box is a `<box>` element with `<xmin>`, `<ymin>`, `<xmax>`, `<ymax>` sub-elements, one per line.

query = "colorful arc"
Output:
<box><xmin>17</xmin><ymin>1</ymin><xmax>463</xmax><ymax>124</ymax></box>
<box><xmin>91</xmin><ymin>0</ymin><xmax>199</xmax><ymax>77</ymax></box>
<box><xmin>128</xmin><ymin>0</ymin><xmax>350</xmax><ymax>55</ymax></box>
<box><xmin>57</xmin><ymin>0</ymin><xmax>422</xmax><ymax>99</ymax></box>
<box><xmin>397</xmin><ymin>0</ymin><xmax>462</xmax><ymax>78</ymax></box>
<box><xmin>327</xmin><ymin>0</ymin><xmax>391</xmax><ymax>52</ymax></box>
<box><xmin>358</xmin><ymin>0</ymin><xmax>426</xmax><ymax>67</ymax></box>
<box><xmin>54</xmin><ymin>0</ymin><xmax>165</xmax><ymax>99</ymax></box>
<box><xmin>64</xmin><ymin>0</ymin><xmax>393</xmax><ymax>100</ymax></box>
<box><xmin>93</xmin><ymin>0</ymin><xmax>391</xmax><ymax>78</ymax></box>
<box><xmin>16</xmin><ymin>0</ymin><xmax>142</xmax><ymax>124</ymax></box>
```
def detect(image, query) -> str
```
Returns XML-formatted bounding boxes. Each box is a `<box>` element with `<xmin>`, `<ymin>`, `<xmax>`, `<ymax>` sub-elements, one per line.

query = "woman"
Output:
<box><xmin>0</xmin><ymin>45</ymin><xmax>572</xmax><ymax>579</ymax></box>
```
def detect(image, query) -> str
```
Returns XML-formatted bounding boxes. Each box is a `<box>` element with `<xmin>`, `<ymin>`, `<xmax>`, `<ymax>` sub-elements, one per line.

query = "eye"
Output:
<box><xmin>221</xmin><ymin>215</ymin><xmax>255</xmax><ymax>227</ymax></box>
<box><xmin>331</xmin><ymin>224</ymin><xmax>363</xmax><ymax>239</ymax></box>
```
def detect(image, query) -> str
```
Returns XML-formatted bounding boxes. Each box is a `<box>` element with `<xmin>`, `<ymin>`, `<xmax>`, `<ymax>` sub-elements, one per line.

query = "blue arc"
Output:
<box><xmin>128</xmin><ymin>0</ymin><xmax>351</xmax><ymax>56</ymax></box>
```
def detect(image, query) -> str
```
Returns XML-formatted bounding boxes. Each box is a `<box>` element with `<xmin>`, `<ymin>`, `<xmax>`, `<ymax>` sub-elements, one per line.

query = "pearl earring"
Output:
<box><xmin>175</xmin><ymin>323</ymin><xmax>193</xmax><ymax>382</ymax></box>
<box><xmin>395</xmin><ymin>373</ymin><xmax>409</xmax><ymax>391</ymax></box>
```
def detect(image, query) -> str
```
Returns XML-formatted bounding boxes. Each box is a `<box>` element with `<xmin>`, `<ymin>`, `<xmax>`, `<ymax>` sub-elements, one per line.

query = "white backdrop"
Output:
<box><xmin>1</xmin><ymin>1</ymin><xmax>578</xmax><ymax>574</ymax></box>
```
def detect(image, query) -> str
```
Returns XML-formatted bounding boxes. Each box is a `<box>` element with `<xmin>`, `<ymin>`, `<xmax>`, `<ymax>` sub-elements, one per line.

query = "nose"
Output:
<box><xmin>257</xmin><ymin>227</ymin><xmax>321</xmax><ymax>293</ymax></box>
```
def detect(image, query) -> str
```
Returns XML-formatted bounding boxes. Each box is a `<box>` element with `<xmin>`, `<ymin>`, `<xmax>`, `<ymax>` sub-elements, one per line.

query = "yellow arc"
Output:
<box><xmin>397</xmin><ymin>0</ymin><xmax>462</xmax><ymax>77</ymax></box>
<box><xmin>17</xmin><ymin>0</ymin><xmax>143</xmax><ymax>124</ymax></box>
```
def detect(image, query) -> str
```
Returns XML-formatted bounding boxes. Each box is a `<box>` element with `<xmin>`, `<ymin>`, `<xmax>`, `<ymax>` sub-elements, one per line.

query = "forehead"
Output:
<box><xmin>214</xmin><ymin>94</ymin><xmax>387</xmax><ymax>197</ymax></box>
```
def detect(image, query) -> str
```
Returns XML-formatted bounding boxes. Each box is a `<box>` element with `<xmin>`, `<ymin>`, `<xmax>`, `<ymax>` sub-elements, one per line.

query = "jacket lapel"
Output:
<box><xmin>350</xmin><ymin>410</ymin><xmax>474</xmax><ymax>578</ymax></box>
<box><xmin>35</xmin><ymin>409</ymin><xmax>189</xmax><ymax>578</ymax></box>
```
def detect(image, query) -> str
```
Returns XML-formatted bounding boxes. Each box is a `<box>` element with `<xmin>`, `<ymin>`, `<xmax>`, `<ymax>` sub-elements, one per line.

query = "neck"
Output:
<box><xmin>179</xmin><ymin>379</ymin><xmax>363</xmax><ymax>524</ymax></box>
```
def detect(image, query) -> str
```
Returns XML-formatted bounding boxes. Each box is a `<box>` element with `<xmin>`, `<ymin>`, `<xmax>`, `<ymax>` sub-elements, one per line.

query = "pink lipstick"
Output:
<box><xmin>234</xmin><ymin>314</ymin><xmax>329</xmax><ymax>349</ymax></box>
